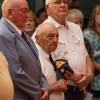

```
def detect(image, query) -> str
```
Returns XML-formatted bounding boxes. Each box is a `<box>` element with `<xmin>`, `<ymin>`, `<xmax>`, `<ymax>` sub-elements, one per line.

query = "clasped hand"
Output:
<box><xmin>71</xmin><ymin>72</ymin><xmax>93</xmax><ymax>90</ymax></box>
<box><xmin>50</xmin><ymin>79</ymin><xmax>67</xmax><ymax>92</ymax></box>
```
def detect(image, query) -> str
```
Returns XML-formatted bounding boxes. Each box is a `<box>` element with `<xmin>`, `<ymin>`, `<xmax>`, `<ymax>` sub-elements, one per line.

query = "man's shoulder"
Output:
<box><xmin>43</xmin><ymin>17</ymin><xmax>60</xmax><ymax>28</ymax></box>
<box><xmin>43</xmin><ymin>17</ymin><xmax>80</xmax><ymax>29</ymax></box>
<box><xmin>0</xmin><ymin>22</ymin><xmax>15</xmax><ymax>40</ymax></box>
<box><xmin>66</xmin><ymin>21</ymin><xmax>81</xmax><ymax>29</ymax></box>
<box><xmin>0</xmin><ymin>18</ymin><xmax>9</xmax><ymax>32</ymax></box>
<box><xmin>43</xmin><ymin>18</ymin><xmax>54</xmax><ymax>25</ymax></box>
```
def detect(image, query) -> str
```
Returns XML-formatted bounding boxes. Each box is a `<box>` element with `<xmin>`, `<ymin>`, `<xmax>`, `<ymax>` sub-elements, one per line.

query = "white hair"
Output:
<box><xmin>45</xmin><ymin>0</ymin><xmax>57</xmax><ymax>5</ymax></box>
<box><xmin>35</xmin><ymin>23</ymin><xmax>56</xmax><ymax>36</ymax></box>
<box><xmin>2</xmin><ymin>0</ymin><xmax>12</xmax><ymax>16</ymax></box>
<box><xmin>2</xmin><ymin>0</ymin><xmax>27</xmax><ymax>16</ymax></box>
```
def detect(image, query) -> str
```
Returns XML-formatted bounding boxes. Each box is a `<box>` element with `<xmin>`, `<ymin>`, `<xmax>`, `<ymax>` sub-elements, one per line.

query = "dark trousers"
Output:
<box><xmin>64</xmin><ymin>85</ymin><xmax>85</xmax><ymax>100</ymax></box>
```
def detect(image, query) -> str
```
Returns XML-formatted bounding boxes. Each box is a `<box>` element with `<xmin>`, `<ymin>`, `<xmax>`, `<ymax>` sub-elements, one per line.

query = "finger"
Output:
<box><xmin>40</xmin><ymin>92</ymin><xmax>48</xmax><ymax>100</ymax></box>
<box><xmin>77</xmin><ymin>76</ymin><xmax>86</xmax><ymax>84</ymax></box>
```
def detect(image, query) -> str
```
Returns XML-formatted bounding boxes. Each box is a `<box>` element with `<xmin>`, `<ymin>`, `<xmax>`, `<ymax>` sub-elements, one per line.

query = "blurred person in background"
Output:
<box><xmin>23</xmin><ymin>10</ymin><xmax>36</xmax><ymax>37</ymax></box>
<box><xmin>83</xmin><ymin>3</ymin><xmax>100</xmax><ymax>100</ymax></box>
<box><xmin>0</xmin><ymin>52</ymin><xmax>14</xmax><ymax>100</ymax></box>
<box><xmin>66</xmin><ymin>8</ymin><xmax>84</xmax><ymax>29</ymax></box>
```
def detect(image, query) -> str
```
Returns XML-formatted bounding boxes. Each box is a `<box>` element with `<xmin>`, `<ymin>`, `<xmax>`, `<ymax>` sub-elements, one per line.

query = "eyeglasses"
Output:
<box><xmin>11</xmin><ymin>8</ymin><xmax>30</xmax><ymax>14</ymax></box>
<box><xmin>53</xmin><ymin>0</ymin><xmax>68</xmax><ymax>4</ymax></box>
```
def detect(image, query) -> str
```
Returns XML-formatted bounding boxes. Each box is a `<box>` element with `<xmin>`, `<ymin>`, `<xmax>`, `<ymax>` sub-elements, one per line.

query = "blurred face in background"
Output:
<box><xmin>23</xmin><ymin>12</ymin><xmax>36</xmax><ymax>37</ymax></box>
<box><xmin>66</xmin><ymin>9</ymin><xmax>84</xmax><ymax>29</ymax></box>
<box><xmin>67</xmin><ymin>16</ymin><xmax>83</xmax><ymax>29</ymax></box>
<box><xmin>72</xmin><ymin>18</ymin><xmax>83</xmax><ymax>29</ymax></box>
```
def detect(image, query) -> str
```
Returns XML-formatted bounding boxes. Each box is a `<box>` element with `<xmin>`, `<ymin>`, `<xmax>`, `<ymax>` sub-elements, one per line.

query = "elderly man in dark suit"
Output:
<box><xmin>0</xmin><ymin>0</ymin><xmax>48</xmax><ymax>100</ymax></box>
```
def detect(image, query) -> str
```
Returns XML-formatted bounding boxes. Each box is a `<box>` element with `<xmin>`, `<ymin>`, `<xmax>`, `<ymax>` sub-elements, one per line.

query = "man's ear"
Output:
<box><xmin>35</xmin><ymin>35</ymin><xmax>38</xmax><ymax>40</ymax></box>
<box><xmin>6</xmin><ymin>9</ymin><xmax>13</xmax><ymax>18</ymax></box>
<box><xmin>35</xmin><ymin>35</ymin><xmax>39</xmax><ymax>44</ymax></box>
<box><xmin>8</xmin><ymin>9</ymin><xmax>12</xmax><ymax>15</ymax></box>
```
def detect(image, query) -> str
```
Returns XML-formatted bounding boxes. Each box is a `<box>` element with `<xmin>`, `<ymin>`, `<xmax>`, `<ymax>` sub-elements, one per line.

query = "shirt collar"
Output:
<box><xmin>47</xmin><ymin>16</ymin><xmax>69</xmax><ymax>29</ymax></box>
<box><xmin>5</xmin><ymin>18</ymin><xmax>22</xmax><ymax>36</ymax></box>
<box><xmin>36</xmin><ymin>43</ymin><xmax>49</xmax><ymax>59</ymax></box>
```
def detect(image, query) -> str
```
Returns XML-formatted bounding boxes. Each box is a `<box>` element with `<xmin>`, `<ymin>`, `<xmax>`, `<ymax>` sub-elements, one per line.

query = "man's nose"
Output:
<box><xmin>53</xmin><ymin>36</ymin><xmax>58</xmax><ymax>42</ymax></box>
<box><xmin>61</xmin><ymin>1</ymin><xmax>65</xmax><ymax>6</ymax></box>
<box><xmin>26</xmin><ymin>12</ymin><xmax>30</xmax><ymax>18</ymax></box>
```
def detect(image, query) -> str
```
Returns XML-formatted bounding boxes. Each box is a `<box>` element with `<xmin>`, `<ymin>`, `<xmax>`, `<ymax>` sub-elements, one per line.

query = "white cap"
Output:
<box><xmin>45</xmin><ymin>0</ymin><xmax>56</xmax><ymax>5</ymax></box>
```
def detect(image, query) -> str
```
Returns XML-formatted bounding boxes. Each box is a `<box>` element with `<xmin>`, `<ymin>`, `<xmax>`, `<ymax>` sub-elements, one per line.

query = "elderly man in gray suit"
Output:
<box><xmin>0</xmin><ymin>0</ymin><xmax>48</xmax><ymax>100</ymax></box>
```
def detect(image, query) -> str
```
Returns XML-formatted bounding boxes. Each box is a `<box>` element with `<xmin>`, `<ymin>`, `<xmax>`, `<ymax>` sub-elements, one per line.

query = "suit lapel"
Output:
<box><xmin>2</xmin><ymin>18</ymin><xmax>30</xmax><ymax>50</ymax></box>
<box><xmin>1</xmin><ymin>17</ymin><xmax>38</xmax><ymax>60</ymax></box>
<box><xmin>24</xmin><ymin>33</ymin><xmax>39</xmax><ymax>59</ymax></box>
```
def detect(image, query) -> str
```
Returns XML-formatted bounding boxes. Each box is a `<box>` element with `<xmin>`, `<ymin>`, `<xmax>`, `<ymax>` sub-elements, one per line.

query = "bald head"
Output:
<box><xmin>2</xmin><ymin>0</ymin><xmax>28</xmax><ymax>17</ymax></box>
<box><xmin>35</xmin><ymin>23</ymin><xmax>59</xmax><ymax>53</ymax></box>
<box><xmin>2</xmin><ymin>0</ymin><xmax>29</xmax><ymax>29</ymax></box>
<box><xmin>35</xmin><ymin>23</ymin><xmax>58</xmax><ymax>36</ymax></box>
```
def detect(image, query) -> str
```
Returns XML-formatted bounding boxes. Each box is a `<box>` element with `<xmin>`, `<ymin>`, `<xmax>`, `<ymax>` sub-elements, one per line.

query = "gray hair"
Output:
<box><xmin>35</xmin><ymin>23</ymin><xmax>56</xmax><ymax>36</ymax></box>
<box><xmin>2</xmin><ymin>0</ymin><xmax>27</xmax><ymax>16</ymax></box>
<box><xmin>2</xmin><ymin>0</ymin><xmax>13</xmax><ymax>16</ymax></box>
<box><xmin>66</xmin><ymin>9</ymin><xmax>84</xmax><ymax>21</ymax></box>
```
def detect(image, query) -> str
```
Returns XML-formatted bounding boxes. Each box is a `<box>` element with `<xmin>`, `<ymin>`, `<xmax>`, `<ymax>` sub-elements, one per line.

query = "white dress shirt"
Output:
<box><xmin>32</xmin><ymin>16</ymin><xmax>88</xmax><ymax>85</ymax></box>
<box><xmin>36</xmin><ymin>44</ymin><xmax>64</xmax><ymax>100</ymax></box>
<box><xmin>32</xmin><ymin>16</ymin><xmax>88</xmax><ymax>74</ymax></box>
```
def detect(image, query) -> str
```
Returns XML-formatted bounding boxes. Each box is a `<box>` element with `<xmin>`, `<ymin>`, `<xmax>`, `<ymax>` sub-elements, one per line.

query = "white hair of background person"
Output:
<box><xmin>66</xmin><ymin>9</ymin><xmax>84</xmax><ymax>21</ymax></box>
<box><xmin>45</xmin><ymin>0</ymin><xmax>57</xmax><ymax>5</ymax></box>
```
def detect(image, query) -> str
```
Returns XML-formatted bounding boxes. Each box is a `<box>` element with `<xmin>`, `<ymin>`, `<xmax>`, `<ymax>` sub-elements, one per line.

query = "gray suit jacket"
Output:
<box><xmin>0</xmin><ymin>17</ymin><xmax>47</xmax><ymax>100</ymax></box>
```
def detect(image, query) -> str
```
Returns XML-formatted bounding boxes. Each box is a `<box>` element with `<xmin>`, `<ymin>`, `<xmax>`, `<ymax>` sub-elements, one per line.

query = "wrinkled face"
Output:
<box><xmin>47</xmin><ymin>0</ymin><xmax>68</xmax><ymax>21</ymax></box>
<box><xmin>74</xmin><ymin>18</ymin><xmax>83</xmax><ymax>29</ymax></box>
<box><xmin>37</xmin><ymin>25</ymin><xmax>59</xmax><ymax>53</ymax></box>
<box><xmin>23</xmin><ymin>13</ymin><xmax>35</xmax><ymax>33</ymax></box>
<box><xmin>10</xmin><ymin>0</ymin><xmax>29</xmax><ymax>29</ymax></box>
<box><xmin>67</xmin><ymin>16</ymin><xmax>83</xmax><ymax>29</ymax></box>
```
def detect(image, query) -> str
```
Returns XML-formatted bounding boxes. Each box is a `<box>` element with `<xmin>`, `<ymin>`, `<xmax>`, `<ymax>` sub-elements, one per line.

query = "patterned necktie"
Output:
<box><xmin>49</xmin><ymin>54</ymin><xmax>74</xmax><ymax>80</ymax></box>
<box><xmin>22</xmin><ymin>32</ymin><xmax>38</xmax><ymax>59</ymax></box>
<box><xmin>49</xmin><ymin>54</ymin><xmax>63</xmax><ymax>79</ymax></box>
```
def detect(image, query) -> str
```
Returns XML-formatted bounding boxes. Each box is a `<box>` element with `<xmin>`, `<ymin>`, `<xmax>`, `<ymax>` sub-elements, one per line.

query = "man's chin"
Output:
<box><xmin>50</xmin><ymin>47</ymin><xmax>57</xmax><ymax>52</ymax></box>
<box><xmin>59</xmin><ymin>13</ymin><xmax>67</xmax><ymax>17</ymax></box>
